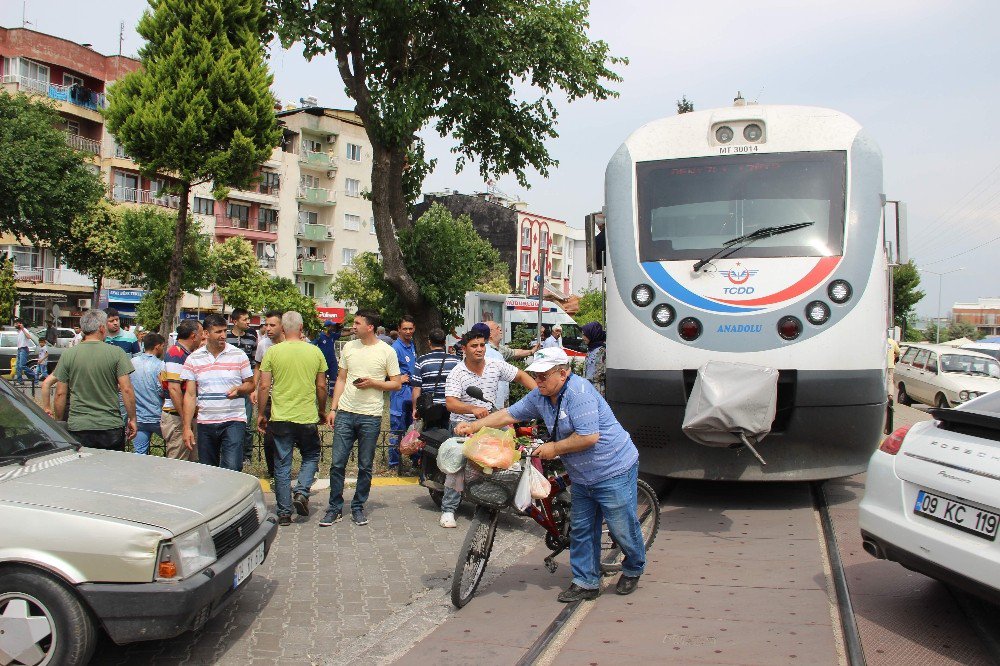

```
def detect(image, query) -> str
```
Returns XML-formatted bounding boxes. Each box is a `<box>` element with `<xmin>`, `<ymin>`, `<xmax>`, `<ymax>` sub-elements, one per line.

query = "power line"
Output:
<box><xmin>921</xmin><ymin>233</ymin><xmax>1000</xmax><ymax>267</ymax></box>
<box><xmin>909</xmin><ymin>163</ymin><xmax>1000</xmax><ymax>252</ymax></box>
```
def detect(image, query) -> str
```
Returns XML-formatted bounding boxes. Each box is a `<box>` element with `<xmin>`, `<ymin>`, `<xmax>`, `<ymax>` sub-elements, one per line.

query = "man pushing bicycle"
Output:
<box><xmin>455</xmin><ymin>347</ymin><xmax>647</xmax><ymax>601</ymax></box>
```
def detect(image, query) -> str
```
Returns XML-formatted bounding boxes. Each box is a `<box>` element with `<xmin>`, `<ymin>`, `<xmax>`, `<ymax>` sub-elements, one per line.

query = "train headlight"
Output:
<box><xmin>678</xmin><ymin>317</ymin><xmax>702</xmax><ymax>341</ymax></box>
<box><xmin>631</xmin><ymin>284</ymin><xmax>654</xmax><ymax>307</ymax></box>
<box><xmin>652</xmin><ymin>304</ymin><xmax>675</xmax><ymax>327</ymax></box>
<box><xmin>805</xmin><ymin>301</ymin><xmax>831</xmax><ymax>325</ymax></box>
<box><xmin>828</xmin><ymin>280</ymin><xmax>852</xmax><ymax>304</ymax></box>
<box><xmin>743</xmin><ymin>123</ymin><xmax>763</xmax><ymax>142</ymax></box>
<box><xmin>777</xmin><ymin>316</ymin><xmax>803</xmax><ymax>340</ymax></box>
<box><xmin>715</xmin><ymin>126</ymin><xmax>734</xmax><ymax>143</ymax></box>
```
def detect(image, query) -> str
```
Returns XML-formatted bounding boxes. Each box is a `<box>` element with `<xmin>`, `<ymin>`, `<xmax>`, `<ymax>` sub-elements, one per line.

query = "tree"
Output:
<box><xmin>0</xmin><ymin>255</ymin><xmax>15</xmax><ymax>324</ymax></box>
<box><xmin>474</xmin><ymin>264</ymin><xmax>512</xmax><ymax>295</ymax></box>
<box><xmin>947</xmin><ymin>321</ymin><xmax>983</xmax><ymax>342</ymax></box>
<box><xmin>676</xmin><ymin>95</ymin><xmax>694</xmax><ymax>114</ymax></box>
<box><xmin>136</xmin><ymin>286</ymin><xmax>167</xmax><ymax>331</ymax></box>
<box><xmin>573</xmin><ymin>288</ymin><xmax>604</xmax><ymax>326</ymax></box>
<box><xmin>57</xmin><ymin>200</ymin><xmax>127</xmax><ymax>302</ymax></box>
<box><xmin>0</xmin><ymin>91</ymin><xmax>105</xmax><ymax>247</ymax></box>
<box><xmin>210</xmin><ymin>237</ymin><xmax>261</xmax><ymax>295</ymax></box>
<box><xmin>114</xmin><ymin>206</ymin><xmax>213</xmax><ymax>293</ymax></box>
<box><xmin>105</xmin><ymin>0</ymin><xmax>282</xmax><ymax>336</ymax></box>
<box><xmin>329</xmin><ymin>204</ymin><xmax>509</xmax><ymax>336</ymax></box>
<box><xmin>892</xmin><ymin>260</ymin><xmax>925</xmax><ymax>334</ymax></box>
<box><xmin>272</xmin><ymin>0</ymin><xmax>624</xmax><ymax>337</ymax></box>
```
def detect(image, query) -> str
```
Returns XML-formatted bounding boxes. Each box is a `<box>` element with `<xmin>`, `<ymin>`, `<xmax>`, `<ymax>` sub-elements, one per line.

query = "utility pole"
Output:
<box><xmin>919</xmin><ymin>267</ymin><xmax>964</xmax><ymax>344</ymax></box>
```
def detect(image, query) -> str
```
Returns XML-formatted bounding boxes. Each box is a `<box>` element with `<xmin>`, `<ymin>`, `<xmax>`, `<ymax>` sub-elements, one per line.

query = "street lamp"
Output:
<box><xmin>918</xmin><ymin>267</ymin><xmax>964</xmax><ymax>344</ymax></box>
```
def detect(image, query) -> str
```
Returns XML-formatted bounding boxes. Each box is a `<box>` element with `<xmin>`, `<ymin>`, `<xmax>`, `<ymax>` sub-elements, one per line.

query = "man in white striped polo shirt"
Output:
<box><xmin>181</xmin><ymin>313</ymin><xmax>255</xmax><ymax>470</ymax></box>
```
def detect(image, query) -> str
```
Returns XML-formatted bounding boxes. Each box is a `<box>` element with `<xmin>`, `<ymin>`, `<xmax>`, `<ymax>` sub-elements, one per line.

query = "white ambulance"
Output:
<box><xmin>461</xmin><ymin>292</ymin><xmax>585</xmax><ymax>356</ymax></box>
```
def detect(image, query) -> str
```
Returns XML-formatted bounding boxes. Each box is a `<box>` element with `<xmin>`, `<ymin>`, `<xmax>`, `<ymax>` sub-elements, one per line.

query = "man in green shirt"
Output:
<box><xmin>257</xmin><ymin>310</ymin><xmax>328</xmax><ymax>526</ymax></box>
<box><xmin>54</xmin><ymin>309</ymin><xmax>136</xmax><ymax>450</ymax></box>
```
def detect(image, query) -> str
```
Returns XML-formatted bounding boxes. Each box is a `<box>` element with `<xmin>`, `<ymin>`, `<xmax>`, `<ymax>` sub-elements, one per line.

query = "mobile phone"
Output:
<box><xmin>353</xmin><ymin>378</ymin><xmax>364</xmax><ymax>386</ymax></box>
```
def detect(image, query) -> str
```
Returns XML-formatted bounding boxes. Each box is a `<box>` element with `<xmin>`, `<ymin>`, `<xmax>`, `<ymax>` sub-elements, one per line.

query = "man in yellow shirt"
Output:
<box><xmin>321</xmin><ymin>309</ymin><xmax>402</xmax><ymax>527</ymax></box>
<box><xmin>258</xmin><ymin>311</ymin><xmax>328</xmax><ymax>526</ymax></box>
<box><xmin>887</xmin><ymin>337</ymin><xmax>901</xmax><ymax>399</ymax></box>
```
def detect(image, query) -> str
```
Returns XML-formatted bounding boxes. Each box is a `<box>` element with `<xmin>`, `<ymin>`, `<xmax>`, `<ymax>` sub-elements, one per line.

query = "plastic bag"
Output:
<box><xmin>399</xmin><ymin>422</ymin><xmax>423</xmax><ymax>456</ymax></box>
<box><xmin>514</xmin><ymin>465</ymin><xmax>533</xmax><ymax>511</ymax></box>
<box><xmin>437</xmin><ymin>437</ymin><xmax>467</xmax><ymax>474</ymax></box>
<box><xmin>462</xmin><ymin>427</ymin><xmax>521</xmax><ymax>474</ymax></box>
<box><xmin>527</xmin><ymin>463</ymin><xmax>551</xmax><ymax>499</ymax></box>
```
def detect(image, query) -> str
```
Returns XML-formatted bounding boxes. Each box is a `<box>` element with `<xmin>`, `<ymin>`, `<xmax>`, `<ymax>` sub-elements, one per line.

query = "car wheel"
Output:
<box><xmin>897</xmin><ymin>383</ymin><xmax>912</xmax><ymax>406</ymax></box>
<box><xmin>935</xmin><ymin>393</ymin><xmax>950</xmax><ymax>409</ymax></box>
<box><xmin>0</xmin><ymin>569</ymin><xmax>97</xmax><ymax>666</ymax></box>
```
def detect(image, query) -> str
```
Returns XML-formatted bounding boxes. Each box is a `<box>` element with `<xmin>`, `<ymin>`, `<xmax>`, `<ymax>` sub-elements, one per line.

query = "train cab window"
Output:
<box><xmin>925</xmin><ymin>353</ymin><xmax>938</xmax><ymax>374</ymax></box>
<box><xmin>900</xmin><ymin>347</ymin><xmax>918</xmax><ymax>365</ymax></box>
<box><xmin>636</xmin><ymin>151</ymin><xmax>846</xmax><ymax>262</ymax></box>
<box><xmin>912</xmin><ymin>349</ymin><xmax>928</xmax><ymax>370</ymax></box>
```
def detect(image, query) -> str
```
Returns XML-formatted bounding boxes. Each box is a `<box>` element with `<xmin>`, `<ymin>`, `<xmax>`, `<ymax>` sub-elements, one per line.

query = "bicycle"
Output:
<box><xmin>451</xmin><ymin>442</ymin><xmax>660</xmax><ymax>608</ymax></box>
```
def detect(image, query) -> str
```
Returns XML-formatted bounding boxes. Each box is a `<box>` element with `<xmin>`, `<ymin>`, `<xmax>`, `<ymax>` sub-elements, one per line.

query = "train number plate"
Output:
<box><xmin>914</xmin><ymin>490</ymin><xmax>999</xmax><ymax>541</ymax></box>
<box><xmin>233</xmin><ymin>542</ymin><xmax>265</xmax><ymax>589</ymax></box>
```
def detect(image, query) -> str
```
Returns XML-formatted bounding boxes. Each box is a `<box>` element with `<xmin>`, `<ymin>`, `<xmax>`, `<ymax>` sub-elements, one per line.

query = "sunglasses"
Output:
<box><xmin>529</xmin><ymin>368</ymin><xmax>563</xmax><ymax>381</ymax></box>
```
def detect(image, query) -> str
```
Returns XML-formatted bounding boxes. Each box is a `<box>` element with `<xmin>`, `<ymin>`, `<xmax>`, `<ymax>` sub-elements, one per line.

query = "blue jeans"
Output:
<box><xmin>16</xmin><ymin>347</ymin><xmax>30</xmax><ymax>382</ymax></box>
<box><xmin>133</xmin><ymin>422</ymin><xmax>162</xmax><ymax>455</ymax></box>
<box><xmin>327</xmin><ymin>411</ymin><xmax>381</xmax><ymax>514</ymax></box>
<box><xmin>569</xmin><ymin>462</ymin><xmax>646</xmax><ymax>589</ymax></box>
<box><xmin>197</xmin><ymin>421</ymin><xmax>246</xmax><ymax>471</ymax></box>
<box><xmin>388</xmin><ymin>401</ymin><xmax>413</xmax><ymax>467</ymax></box>
<box><xmin>440</xmin><ymin>419</ymin><xmax>462</xmax><ymax>513</ymax></box>
<box><xmin>271</xmin><ymin>422</ymin><xmax>321</xmax><ymax>517</ymax></box>
<box><xmin>241</xmin><ymin>396</ymin><xmax>256</xmax><ymax>463</ymax></box>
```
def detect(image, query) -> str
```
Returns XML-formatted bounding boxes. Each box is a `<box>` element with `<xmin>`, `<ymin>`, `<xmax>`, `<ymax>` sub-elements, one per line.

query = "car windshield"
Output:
<box><xmin>940</xmin><ymin>354</ymin><xmax>1000</xmax><ymax>378</ymax></box>
<box><xmin>0</xmin><ymin>382</ymin><xmax>75</xmax><ymax>463</ymax></box>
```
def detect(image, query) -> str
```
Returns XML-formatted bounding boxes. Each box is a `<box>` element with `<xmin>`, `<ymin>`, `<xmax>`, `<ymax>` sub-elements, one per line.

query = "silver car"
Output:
<box><xmin>0</xmin><ymin>379</ymin><xmax>277</xmax><ymax>664</ymax></box>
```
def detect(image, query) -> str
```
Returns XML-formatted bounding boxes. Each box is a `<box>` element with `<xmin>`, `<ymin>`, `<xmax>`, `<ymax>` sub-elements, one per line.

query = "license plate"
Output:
<box><xmin>233</xmin><ymin>542</ymin><xmax>265</xmax><ymax>589</ymax></box>
<box><xmin>914</xmin><ymin>490</ymin><xmax>1000</xmax><ymax>541</ymax></box>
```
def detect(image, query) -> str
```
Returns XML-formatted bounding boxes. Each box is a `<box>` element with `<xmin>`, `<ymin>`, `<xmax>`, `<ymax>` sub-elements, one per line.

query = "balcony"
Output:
<box><xmin>296</xmin><ymin>223</ymin><xmax>334</xmax><ymax>242</ymax></box>
<box><xmin>13</xmin><ymin>265</ymin><xmax>92</xmax><ymax>288</ymax></box>
<box><xmin>550</xmin><ymin>244</ymin><xmax>563</xmax><ymax>255</ymax></box>
<box><xmin>47</xmin><ymin>82</ymin><xmax>106</xmax><ymax>111</ymax></box>
<box><xmin>110</xmin><ymin>185</ymin><xmax>182</xmax><ymax>209</ymax></box>
<box><xmin>65</xmin><ymin>133</ymin><xmax>101</xmax><ymax>155</ymax></box>
<box><xmin>214</xmin><ymin>215</ymin><xmax>278</xmax><ymax>240</ymax></box>
<box><xmin>296</xmin><ymin>186</ymin><xmax>337</xmax><ymax>206</ymax></box>
<box><xmin>550</xmin><ymin>269</ymin><xmax>562</xmax><ymax>279</ymax></box>
<box><xmin>299</xmin><ymin>150</ymin><xmax>338</xmax><ymax>170</ymax></box>
<box><xmin>112</xmin><ymin>142</ymin><xmax>132</xmax><ymax>159</ymax></box>
<box><xmin>257</xmin><ymin>256</ymin><xmax>276</xmax><ymax>270</ymax></box>
<box><xmin>296</xmin><ymin>258</ymin><xmax>331</xmax><ymax>276</ymax></box>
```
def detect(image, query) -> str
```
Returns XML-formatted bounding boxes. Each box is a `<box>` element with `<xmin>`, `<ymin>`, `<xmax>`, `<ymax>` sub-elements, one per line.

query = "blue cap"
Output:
<box><xmin>324</xmin><ymin>319</ymin><xmax>336</xmax><ymax>327</ymax></box>
<box><xmin>469</xmin><ymin>323</ymin><xmax>491</xmax><ymax>339</ymax></box>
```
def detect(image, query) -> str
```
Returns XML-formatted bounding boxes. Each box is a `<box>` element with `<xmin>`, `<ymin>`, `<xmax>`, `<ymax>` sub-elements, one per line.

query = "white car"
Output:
<box><xmin>859</xmin><ymin>391</ymin><xmax>1000</xmax><ymax>605</ymax></box>
<box><xmin>895</xmin><ymin>343</ymin><xmax>1000</xmax><ymax>408</ymax></box>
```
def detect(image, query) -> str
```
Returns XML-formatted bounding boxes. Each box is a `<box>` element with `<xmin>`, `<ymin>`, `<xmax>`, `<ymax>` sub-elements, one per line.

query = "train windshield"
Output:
<box><xmin>636</xmin><ymin>151</ymin><xmax>846</xmax><ymax>261</ymax></box>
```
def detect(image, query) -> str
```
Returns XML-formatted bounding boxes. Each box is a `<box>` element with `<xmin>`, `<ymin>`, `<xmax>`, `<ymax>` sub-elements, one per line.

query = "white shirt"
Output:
<box><xmin>16</xmin><ymin>329</ymin><xmax>32</xmax><ymax>349</ymax></box>
<box><xmin>72</xmin><ymin>332</ymin><xmax>83</xmax><ymax>346</ymax></box>
<box><xmin>445</xmin><ymin>358</ymin><xmax>519</xmax><ymax>423</ymax></box>
<box><xmin>542</xmin><ymin>335</ymin><xmax>563</xmax><ymax>349</ymax></box>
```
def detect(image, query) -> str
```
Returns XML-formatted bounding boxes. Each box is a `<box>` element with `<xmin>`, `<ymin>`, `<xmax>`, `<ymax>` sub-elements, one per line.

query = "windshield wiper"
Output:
<box><xmin>693</xmin><ymin>222</ymin><xmax>815</xmax><ymax>272</ymax></box>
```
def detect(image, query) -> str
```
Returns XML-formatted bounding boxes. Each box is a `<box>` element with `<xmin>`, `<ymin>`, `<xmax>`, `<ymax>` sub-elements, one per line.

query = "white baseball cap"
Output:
<box><xmin>525</xmin><ymin>347</ymin><xmax>570</xmax><ymax>373</ymax></box>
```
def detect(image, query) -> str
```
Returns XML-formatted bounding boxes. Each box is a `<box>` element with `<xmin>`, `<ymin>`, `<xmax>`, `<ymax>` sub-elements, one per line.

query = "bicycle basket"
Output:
<box><xmin>464</xmin><ymin>464</ymin><xmax>522</xmax><ymax>509</ymax></box>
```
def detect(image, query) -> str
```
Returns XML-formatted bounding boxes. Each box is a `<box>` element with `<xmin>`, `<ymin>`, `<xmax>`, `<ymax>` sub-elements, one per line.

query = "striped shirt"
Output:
<box><xmin>180</xmin><ymin>343</ymin><xmax>253</xmax><ymax>424</ymax></box>
<box><xmin>227</xmin><ymin>328</ymin><xmax>259</xmax><ymax>368</ymax></box>
<box><xmin>445</xmin><ymin>358</ymin><xmax>519</xmax><ymax>423</ymax></box>
<box><xmin>160</xmin><ymin>342</ymin><xmax>195</xmax><ymax>413</ymax></box>
<box><xmin>412</xmin><ymin>350</ymin><xmax>460</xmax><ymax>406</ymax></box>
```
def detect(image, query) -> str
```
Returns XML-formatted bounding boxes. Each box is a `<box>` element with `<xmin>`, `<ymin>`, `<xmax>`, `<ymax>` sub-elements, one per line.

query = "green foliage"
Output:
<box><xmin>573</xmin><ymin>288</ymin><xmax>604</xmax><ymax>326</ymax></box>
<box><xmin>329</xmin><ymin>252</ymin><xmax>400</xmax><ymax>321</ymax></box>
<box><xmin>210</xmin><ymin>237</ymin><xmax>260</xmax><ymax>291</ymax></box>
<box><xmin>58</xmin><ymin>200</ymin><xmax>126</xmax><ymax>290</ymax></box>
<box><xmin>903</xmin><ymin>313</ymin><xmax>924</xmax><ymax>342</ymax></box>
<box><xmin>136</xmin><ymin>286</ymin><xmax>167</xmax><ymax>331</ymax></box>
<box><xmin>474</xmin><ymin>263</ymin><xmax>511</xmax><ymax>295</ymax></box>
<box><xmin>676</xmin><ymin>95</ymin><xmax>694</xmax><ymax>114</ymax></box>
<box><xmin>0</xmin><ymin>256</ymin><xmax>16</xmax><ymax>324</ymax></box>
<box><xmin>0</xmin><ymin>91</ymin><xmax>105</xmax><ymax>247</ymax></box>
<box><xmin>893</xmin><ymin>261</ymin><xmax>925</xmax><ymax>332</ymax></box>
<box><xmin>115</xmin><ymin>206</ymin><xmax>212</xmax><ymax>291</ymax></box>
<box><xmin>218</xmin><ymin>267</ymin><xmax>322</xmax><ymax>335</ymax></box>
<box><xmin>947</xmin><ymin>321</ymin><xmax>983</xmax><ymax>342</ymax></box>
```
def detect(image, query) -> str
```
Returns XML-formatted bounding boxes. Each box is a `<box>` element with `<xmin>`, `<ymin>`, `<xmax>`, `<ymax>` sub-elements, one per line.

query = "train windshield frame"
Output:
<box><xmin>636</xmin><ymin>151</ymin><xmax>847</xmax><ymax>262</ymax></box>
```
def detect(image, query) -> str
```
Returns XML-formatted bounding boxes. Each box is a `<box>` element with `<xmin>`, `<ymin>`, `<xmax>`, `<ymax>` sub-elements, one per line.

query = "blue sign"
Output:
<box><xmin>107</xmin><ymin>289</ymin><xmax>146</xmax><ymax>303</ymax></box>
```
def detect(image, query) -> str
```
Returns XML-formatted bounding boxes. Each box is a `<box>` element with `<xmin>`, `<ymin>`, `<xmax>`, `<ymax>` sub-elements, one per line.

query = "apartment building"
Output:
<box><xmin>953</xmin><ymin>298</ymin><xmax>1000</xmax><ymax>338</ymax></box>
<box><xmin>413</xmin><ymin>191</ymin><xmax>580</xmax><ymax>298</ymax></box>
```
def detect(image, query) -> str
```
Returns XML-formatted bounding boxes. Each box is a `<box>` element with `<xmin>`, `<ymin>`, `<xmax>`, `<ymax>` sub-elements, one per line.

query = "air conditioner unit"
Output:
<box><xmin>326</xmin><ymin>170</ymin><xmax>337</xmax><ymax>179</ymax></box>
<box><xmin>78</xmin><ymin>298</ymin><xmax>92</xmax><ymax>309</ymax></box>
<box><xmin>326</xmin><ymin>229</ymin><xmax>334</xmax><ymax>239</ymax></box>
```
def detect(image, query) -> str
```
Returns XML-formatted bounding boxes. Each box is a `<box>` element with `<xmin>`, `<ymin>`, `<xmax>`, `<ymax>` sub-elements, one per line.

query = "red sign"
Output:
<box><xmin>316</xmin><ymin>306</ymin><xmax>346</xmax><ymax>322</ymax></box>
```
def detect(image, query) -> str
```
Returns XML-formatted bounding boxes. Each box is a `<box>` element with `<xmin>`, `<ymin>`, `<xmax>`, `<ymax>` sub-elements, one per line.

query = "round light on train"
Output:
<box><xmin>743</xmin><ymin>123</ymin><xmax>763</xmax><ymax>142</ymax></box>
<box><xmin>715</xmin><ymin>126</ymin><xmax>734</xmax><ymax>143</ymax></box>
<box><xmin>652</xmin><ymin>304</ymin><xmax>675</xmax><ymax>327</ymax></box>
<box><xmin>678</xmin><ymin>317</ymin><xmax>702</xmax><ymax>341</ymax></box>
<box><xmin>777</xmin><ymin>316</ymin><xmax>803</xmax><ymax>341</ymax></box>
<box><xmin>631</xmin><ymin>284</ymin><xmax>654</xmax><ymax>307</ymax></box>
<box><xmin>805</xmin><ymin>301</ymin><xmax>831</xmax><ymax>325</ymax></box>
<box><xmin>828</xmin><ymin>280</ymin><xmax>852</xmax><ymax>304</ymax></box>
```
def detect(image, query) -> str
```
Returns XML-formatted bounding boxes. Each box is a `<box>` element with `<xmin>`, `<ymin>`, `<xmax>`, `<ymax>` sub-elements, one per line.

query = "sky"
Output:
<box><xmin>3</xmin><ymin>0</ymin><xmax>999</xmax><ymax>319</ymax></box>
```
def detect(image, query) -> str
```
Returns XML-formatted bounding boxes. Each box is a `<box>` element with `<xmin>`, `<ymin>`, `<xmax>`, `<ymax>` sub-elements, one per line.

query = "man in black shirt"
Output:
<box><xmin>227</xmin><ymin>308</ymin><xmax>259</xmax><ymax>466</ymax></box>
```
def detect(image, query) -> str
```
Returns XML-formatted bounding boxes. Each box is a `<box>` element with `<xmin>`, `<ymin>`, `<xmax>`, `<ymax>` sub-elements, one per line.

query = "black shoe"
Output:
<box><xmin>319</xmin><ymin>510</ymin><xmax>342</xmax><ymax>527</ymax></box>
<box><xmin>615</xmin><ymin>574</ymin><xmax>640</xmax><ymax>595</ymax></box>
<box><xmin>278</xmin><ymin>514</ymin><xmax>291</xmax><ymax>527</ymax></box>
<box><xmin>351</xmin><ymin>508</ymin><xmax>369</xmax><ymax>526</ymax></box>
<box><xmin>293</xmin><ymin>493</ymin><xmax>309</xmax><ymax>516</ymax></box>
<box><xmin>557</xmin><ymin>583</ymin><xmax>599</xmax><ymax>603</ymax></box>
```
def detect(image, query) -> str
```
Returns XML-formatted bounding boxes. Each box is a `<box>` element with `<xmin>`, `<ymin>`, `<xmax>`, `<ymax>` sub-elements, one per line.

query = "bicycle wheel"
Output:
<box><xmin>451</xmin><ymin>506</ymin><xmax>499</xmax><ymax>608</ymax></box>
<box><xmin>600</xmin><ymin>478</ymin><xmax>660</xmax><ymax>573</ymax></box>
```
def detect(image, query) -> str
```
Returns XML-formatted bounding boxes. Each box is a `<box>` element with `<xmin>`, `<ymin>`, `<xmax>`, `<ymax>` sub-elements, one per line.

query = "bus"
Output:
<box><xmin>603</xmin><ymin>103</ymin><xmax>898</xmax><ymax>480</ymax></box>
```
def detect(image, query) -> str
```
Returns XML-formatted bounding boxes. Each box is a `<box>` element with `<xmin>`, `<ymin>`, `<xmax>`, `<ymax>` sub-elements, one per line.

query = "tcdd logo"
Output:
<box><xmin>723</xmin><ymin>264</ymin><xmax>758</xmax><ymax>285</ymax></box>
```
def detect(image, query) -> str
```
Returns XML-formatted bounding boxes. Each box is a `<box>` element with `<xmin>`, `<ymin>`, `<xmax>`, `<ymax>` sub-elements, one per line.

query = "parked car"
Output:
<box><xmin>31</xmin><ymin>326</ymin><xmax>78</xmax><ymax>349</ymax></box>
<box><xmin>894</xmin><ymin>343</ymin><xmax>1000</xmax><ymax>408</ymax></box>
<box><xmin>0</xmin><ymin>379</ymin><xmax>277</xmax><ymax>664</ymax></box>
<box><xmin>0</xmin><ymin>329</ymin><xmax>62</xmax><ymax>378</ymax></box>
<box><xmin>961</xmin><ymin>342</ymin><xmax>1000</xmax><ymax>362</ymax></box>
<box><xmin>859</xmin><ymin>390</ymin><xmax>1000</xmax><ymax>605</ymax></box>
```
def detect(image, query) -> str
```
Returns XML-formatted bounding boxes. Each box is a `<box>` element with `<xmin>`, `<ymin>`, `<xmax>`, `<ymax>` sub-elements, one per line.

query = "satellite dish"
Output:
<box><xmin>51</xmin><ymin>304</ymin><xmax>61</xmax><ymax>318</ymax></box>
<box><xmin>264</xmin><ymin>245</ymin><xmax>275</xmax><ymax>258</ymax></box>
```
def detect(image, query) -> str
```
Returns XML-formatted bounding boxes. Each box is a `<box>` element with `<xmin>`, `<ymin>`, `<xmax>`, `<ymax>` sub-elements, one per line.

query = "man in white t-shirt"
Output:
<box><xmin>321</xmin><ymin>309</ymin><xmax>402</xmax><ymax>528</ymax></box>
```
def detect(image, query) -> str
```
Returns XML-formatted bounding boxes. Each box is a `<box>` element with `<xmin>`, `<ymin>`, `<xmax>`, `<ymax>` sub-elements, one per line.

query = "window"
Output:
<box><xmin>519</xmin><ymin>278</ymin><xmax>529</xmax><ymax>293</ymax></box>
<box><xmin>227</xmin><ymin>202</ymin><xmax>250</xmax><ymax>225</ymax></box>
<box><xmin>65</xmin><ymin>120</ymin><xmax>80</xmax><ymax>136</ymax></box>
<box><xmin>113</xmin><ymin>171</ymin><xmax>139</xmax><ymax>202</ymax></box>
<box><xmin>520</xmin><ymin>225</ymin><xmax>531</xmax><ymax>247</ymax></box>
<box><xmin>62</xmin><ymin>73</ymin><xmax>84</xmax><ymax>88</ymax></box>
<box><xmin>540</xmin><ymin>229</ymin><xmax>548</xmax><ymax>250</ymax></box>
<box><xmin>346</xmin><ymin>143</ymin><xmax>362</xmax><ymax>161</ymax></box>
<box><xmin>926</xmin><ymin>353</ymin><xmax>939</xmax><ymax>374</ymax></box>
<box><xmin>900</xmin><ymin>347</ymin><xmax>918</xmax><ymax>365</ymax></box>
<box><xmin>260</xmin><ymin>171</ymin><xmax>280</xmax><ymax>194</ymax></box>
<box><xmin>18</xmin><ymin>58</ymin><xmax>49</xmax><ymax>87</ymax></box>
<box><xmin>193</xmin><ymin>197</ymin><xmax>215</xmax><ymax>215</ymax></box>
<box><xmin>298</xmin><ymin>210</ymin><xmax>318</xmax><ymax>225</ymax></box>
<box><xmin>258</xmin><ymin>208</ymin><xmax>277</xmax><ymax>231</ymax></box>
<box><xmin>520</xmin><ymin>252</ymin><xmax>530</xmax><ymax>272</ymax></box>
<box><xmin>342</xmin><ymin>248</ymin><xmax>357</xmax><ymax>265</ymax></box>
<box><xmin>302</xmin><ymin>281</ymin><xmax>316</xmax><ymax>297</ymax></box>
<box><xmin>345</xmin><ymin>178</ymin><xmax>361</xmax><ymax>197</ymax></box>
<box><xmin>300</xmin><ymin>173</ymin><xmax>320</xmax><ymax>189</ymax></box>
<box><xmin>303</xmin><ymin>137</ymin><xmax>323</xmax><ymax>153</ymax></box>
<box><xmin>912</xmin><ymin>349</ymin><xmax>928</xmax><ymax>370</ymax></box>
<box><xmin>370</xmin><ymin>216</ymin><xmax>376</xmax><ymax>234</ymax></box>
<box><xmin>344</xmin><ymin>214</ymin><xmax>361</xmax><ymax>231</ymax></box>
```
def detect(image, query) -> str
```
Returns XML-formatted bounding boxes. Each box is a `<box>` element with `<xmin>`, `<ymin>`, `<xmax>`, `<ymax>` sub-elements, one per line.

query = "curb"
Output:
<box><xmin>259</xmin><ymin>476</ymin><xmax>419</xmax><ymax>493</ymax></box>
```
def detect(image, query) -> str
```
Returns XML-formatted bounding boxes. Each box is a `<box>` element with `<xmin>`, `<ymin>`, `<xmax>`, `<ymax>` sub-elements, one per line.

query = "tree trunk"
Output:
<box><xmin>93</xmin><ymin>273</ymin><xmax>103</xmax><ymax>311</ymax></box>
<box><xmin>159</xmin><ymin>182</ymin><xmax>191</xmax><ymax>337</ymax></box>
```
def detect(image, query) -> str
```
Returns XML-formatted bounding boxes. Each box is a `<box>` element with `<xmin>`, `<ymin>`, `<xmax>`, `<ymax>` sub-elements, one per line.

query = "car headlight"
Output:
<box><xmin>156</xmin><ymin>525</ymin><xmax>216</xmax><ymax>581</ymax></box>
<box><xmin>252</xmin><ymin>487</ymin><xmax>268</xmax><ymax>524</ymax></box>
<box><xmin>959</xmin><ymin>390</ymin><xmax>970</xmax><ymax>401</ymax></box>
